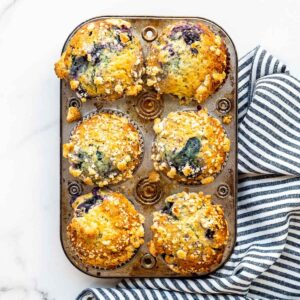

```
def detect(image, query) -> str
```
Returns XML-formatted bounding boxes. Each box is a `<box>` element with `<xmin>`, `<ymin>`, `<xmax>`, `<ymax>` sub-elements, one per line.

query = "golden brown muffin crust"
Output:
<box><xmin>152</xmin><ymin>109</ymin><xmax>230</xmax><ymax>184</ymax></box>
<box><xmin>67</xmin><ymin>189</ymin><xmax>145</xmax><ymax>269</ymax></box>
<box><xmin>55</xmin><ymin>19</ymin><xmax>144</xmax><ymax>101</ymax></box>
<box><xmin>146</xmin><ymin>21</ymin><xmax>227</xmax><ymax>104</ymax></box>
<box><xmin>149</xmin><ymin>191</ymin><xmax>228</xmax><ymax>274</ymax></box>
<box><xmin>63</xmin><ymin>112</ymin><xmax>143</xmax><ymax>187</ymax></box>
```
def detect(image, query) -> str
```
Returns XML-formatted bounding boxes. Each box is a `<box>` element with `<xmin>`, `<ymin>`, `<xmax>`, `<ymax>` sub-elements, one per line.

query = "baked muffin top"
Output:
<box><xmin>149</xmin><ymin>191</ymin><xmax>228</xmax><ymax>274</ymax></box>
<box><xmin>67</xmin><ymin>189</ymin><xmax>145</xmax><ymax>269</ymax></box>
<box><xmin>63</xmin><ymin>111</ymin><xmax>143</xmax><ymax>187</ymax></box>
<box><xmin>152</xmin><ymin>109</ymin><xmax>230</xmax><ymax>184</ymax></box>
<box><xmin>55</xmin><ymin>19</ymin><xmax>144</xmax><ymax>101</ymax></box>
<box><xmin>146</xmin><ymin>21</ymin><xmax>227</xmax><ymax>104</ymax></box>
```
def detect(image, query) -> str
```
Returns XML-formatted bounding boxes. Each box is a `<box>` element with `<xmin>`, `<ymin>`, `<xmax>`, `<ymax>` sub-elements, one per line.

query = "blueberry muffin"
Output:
<box><xmin>63</xmin><ymin>111</ymin><xmax>143</xmax><ymax>187</ymax></box>
<box><xmin>67</xmin><ymin>189</ymin><xmax>145</xmax><ymax>269</ymax></box>
<box><xmin>152</xmin><ymin>109</ymin><xmax>230</xmax><ymax>184</ymax></box>
<box><xmin>55</xmin><ymin>19</ymin><xmax>144</xmax><ymax>101</ymax></box>
<box><xmin>146</xmin><ymin>21</ymin><xmax>227</xmax><ymax>104</ymax></box>
<box><xmin>149</xmin><ymin>191</ymin><xmax>228</xmax><ymax>274</ymax></box>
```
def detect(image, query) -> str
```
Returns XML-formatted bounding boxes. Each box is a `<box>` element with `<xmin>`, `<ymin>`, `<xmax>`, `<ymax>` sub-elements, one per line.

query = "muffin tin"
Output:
<box><xmin>60</xmin><ymin>16</ymin><xmax>237</xmax><ymax>278</ymax></box>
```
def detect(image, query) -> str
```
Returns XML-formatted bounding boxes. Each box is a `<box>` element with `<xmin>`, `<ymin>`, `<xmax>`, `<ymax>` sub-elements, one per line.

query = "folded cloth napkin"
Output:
<box><xmin>77</xmin><ymin>46</ymin><xmax>300</xmax><ymax>300</ymax></box>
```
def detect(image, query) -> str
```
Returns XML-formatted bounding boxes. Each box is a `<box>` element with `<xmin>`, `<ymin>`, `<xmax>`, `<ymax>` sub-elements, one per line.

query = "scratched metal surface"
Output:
<box><xmin>60</xmin><ymin>16</ymin><xmax>237</xmax><ymax>278</ymax></box>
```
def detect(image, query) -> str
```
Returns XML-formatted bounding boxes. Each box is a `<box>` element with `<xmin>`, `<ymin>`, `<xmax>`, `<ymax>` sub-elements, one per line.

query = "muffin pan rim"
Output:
<box><xmin>60</xmin><ymin>15</ymin><xmax>238</xmax><ymax>278</ymax></box>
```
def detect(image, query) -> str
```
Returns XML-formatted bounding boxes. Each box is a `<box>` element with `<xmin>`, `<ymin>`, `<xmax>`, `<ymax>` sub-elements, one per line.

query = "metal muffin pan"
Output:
<box><xmin>60</xmin><ymin>16</ymin><xmax>237</xmax><ymax>278</ymax></box>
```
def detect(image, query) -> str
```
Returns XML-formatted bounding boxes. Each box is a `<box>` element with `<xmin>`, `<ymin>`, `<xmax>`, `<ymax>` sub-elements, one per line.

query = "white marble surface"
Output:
<box><xmin>0</xmin><ymin>0</ymin><xmax>300</xmax><ymax>299</ymax></box>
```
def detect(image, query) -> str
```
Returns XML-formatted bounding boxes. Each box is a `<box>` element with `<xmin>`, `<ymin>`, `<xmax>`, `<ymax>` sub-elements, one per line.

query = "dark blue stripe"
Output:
<box><xmin>266</xmin><ymin>75</ymin><xmax>300</xmax><ymax>91</ymax></box>
<box><xmin>238</xmin><ymin>53</ymin><xmax>255</xmax><ymax>72</ymax></box>
<box><xmin>252</xmin><ymin>281</ymin><xmax>300</xmax><ymax>297</ymax></box>
<box><xmin>97</xmin><ymin>288</ymin><xmax>111</xmax><ymax>300</ymax></box>
<box><xmin>248</xmin><ymin>100</ymin><xmax>300</xmax><ymax>137</ymax></box>
<box><xmin>239</xmin><ymin>184</ymin><xmax>300</xmax><ymax>203</ymax></box>
<box><xmin>280</xmin><ymin>254</ymin><xmax>300</xmax><ymax>265</ymax></box>
<box><xmin>256</xmin><ymin>81</ymin><xmax>300</xmax><ymax>107</ymax></box>
<box><xmin>117</xmin><ymin>288</ymin><xmax>131</xmax><ymax>300</ymax></box>
<box><xmin>241</xmin><ymin>112</ymin><xmax>300</xmax><ymax>150</ymax></box>
<box><xmin>240</xmin><ymin>129</ymin><xmax>299</xmax><ymax>173</ymax></box>
<box><xmin>241</xmin><ymin>119</ymin><xmax>300</xmax><ymax>160</ymax></box>
<box><xmin>107</xmin><ymin>288</ymin><xmax>123</xmax><ymax>300</ymax></box>
<box><xmin>239</xmin><ymin>187</ymin><xmax>300</xmax><ymax>208</ymax></box>
<box><xmin>255</xmin><ymin>49</ymin><xmax>267</xmax><ymax>80</ymax></box>
<box><xmin>238</xmin><ymin>81</ymin><xmax>250</xmax><ymax>94</ymax></box>
<box><xmin>238</xmin><ymin>201</ymin><xmax>300</xmax><ymax>220</ymax></box>
<box><xmin>238</xmin><ymin>139</ymin><xmax>283</xmax><ymax>173</ymax></box>
<box><xmin>265</xmin><ymin>55</ymin><xmax>273</xmax><ymax>75</ymax></box>
<box><xmin>238</xmin><ymin>211</ymin><xmax>300</xmax><ymax>228</ymax></box>
<box><xmin>265</xmin><ymin>268</ymin><xmax>300</xmax><ymax>284</ymax></box>
<box><xmin>255</xmin><ymin>90</ymin><xmax>300</xmax><ymax>124</ymax></box>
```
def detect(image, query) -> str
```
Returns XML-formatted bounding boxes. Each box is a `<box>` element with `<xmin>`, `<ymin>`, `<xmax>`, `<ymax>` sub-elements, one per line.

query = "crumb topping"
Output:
<box><xmin>222</xmin><ymin>115</ymin><xmax>232</xmax><ymax>124</ymax></box>
<box><xmin>63</xmin><ymin>112</ymin><xmax>143</xmax><ymax>187</ymax></box>
<box><xmin>148</xmin><ymin>170</ymin><xmax>160</xmax><ymax>183</ymax></box>
<box><xmin>149</xmin><ymin>191</ymin><xmax>228</xmax><ymax>274</ymax></box>
<box><xmin>66</xmin><ymin>106</ymin><xmax>81</xmax><ymax>123</ymax></box>
<box><xmin>55</xmin><ymin>19</ymin><xmax>144</xmax><ymax>101</ymax></box>
<box><xmin>146</xmin><ymin>21</ymin><xmax>227</xmax><ymax>104</ymax></box>
<box><xmin>152</xmin><ymin>109</ymin><xmax>230</xmax><ymax>184</ymax></box>
<box><xmin>68</xmin><ymin>190</ymin><xmax>145</xmax><ymax>269</ymax></box>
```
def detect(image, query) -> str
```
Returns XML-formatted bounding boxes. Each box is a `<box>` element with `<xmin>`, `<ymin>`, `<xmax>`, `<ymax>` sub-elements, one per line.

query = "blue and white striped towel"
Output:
<box><xmin>77</xmin><ymin>46</ymin><xmax>300</xmax><ymax>300</ymax></box>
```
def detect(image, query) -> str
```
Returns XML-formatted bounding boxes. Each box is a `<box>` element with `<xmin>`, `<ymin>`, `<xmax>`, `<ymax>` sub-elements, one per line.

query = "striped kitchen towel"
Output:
<box><xmin>77</xmin><ymin>46</ymin><xmax>300</xmax><ymax>300</ymax></box>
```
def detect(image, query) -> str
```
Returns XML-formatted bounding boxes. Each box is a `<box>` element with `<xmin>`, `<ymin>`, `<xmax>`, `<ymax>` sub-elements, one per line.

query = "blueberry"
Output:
<box><xmin>76</xmin><ymin>193</ymin><xmax>103</xmax><ymax>215</ymax></box>
<box><xmin>77</xmin><ymin>152</ymin><xmax>84</xmax><ymax>159</ymax></box>
<box><xmin>179</xmin><ymin>137</ymin><xmax>201</xmax><ymax>158</ymax></box>
<box><xmin>170</xmin><ymin>24</ymin><xmax>202</xmax><ymax>45</ymax></box>
<box><xmin>120</xmin><ymin>26</ymin><xmax>133</xmax><ymax>41</ymax></box>
<box><xmin>76</xmin><ymin>86</ymin><xmax>88</xmax><ymax>98</ymax></box>
<box><xmin>70</xmin><ymin>56</ymin><xmax>88</xmax><ymax>78</ymax></box>
<box><xmin>96</xmin><ymin>151</ymin><xmax>103</xmax><ymax>161</ymax></box>
<box><xmin>90</xmin><ymin>43</ymin><xmax>106</xmax><ymax>65</ymax></box>
<box><xmin>205</xmin><ymin>229</ymin><xmax>215</xmax><ymax>240</ymax></box>
<box><xmin>168</xmin><ymin>137</ymin><xmax>202</xmax><ymax>178</ymax></box>
<box><xmin>69</xmin><ymin>196</ymin><xmax>77</xmax><ymax>205</ymax></box>
<box><xmin>162</xmin><ymin>201</ymin><xmax>174</xmax><ymax>216</ymax></box>
<box><xmin>92</xmin><ymin>187</ymin><xmax>100</xmax><ymax>197</ymax></box>
<box><xmin>168</xmin><ymin>48</ymin><xmax>175</xmax><ymax>56</ymax></box>
<box><xmin>191</xmin><ymin>48</ymin><xmax>198</xmax><ymax>55</ymax></box>
<box><xmin>74</xmin><ymin>162</ymin><xmax>82</xmax><ymax>169</ymax></box>
<box><xmin>112</xmin><ymin>25</ymin><xmax>133</xmax><ymax>45</ymax></box>
<box><xmin>182</xmin><ymin>29</ymin><xmax>200</xmax><ymax>45</ymax></box>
